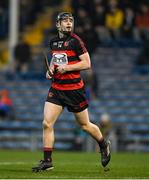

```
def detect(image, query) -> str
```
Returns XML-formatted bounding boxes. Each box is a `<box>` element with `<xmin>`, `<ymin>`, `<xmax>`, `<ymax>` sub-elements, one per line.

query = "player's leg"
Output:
<box><xmin>43</xmin><ymin>102</ymin><xmax>63</xmax><ymax>158</ymax></box>
<box><xmin>75</xmin><ymin>109</ymin><xmax>103</xmax><ymax>141</ymax></box>
<box><xmin>32</xmin><ymin>102</ymin><xmax>63</xmax><ymax>172</ymax></box>
<box><xmin>74</xmin><ymin>108</ymin><xmax>111</xmax><ymax>167</ymax></box>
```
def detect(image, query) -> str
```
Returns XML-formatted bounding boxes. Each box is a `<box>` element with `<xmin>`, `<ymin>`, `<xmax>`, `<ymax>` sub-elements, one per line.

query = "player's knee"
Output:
<box><xmin>81</xmin><ymin>123</ymin><xmax>90</xmax><ymax>132</ymax></box>
<box><xmin>42</xmin><ymin>119</ymin><xmax>53</xmax><ymax>130</ymax></box>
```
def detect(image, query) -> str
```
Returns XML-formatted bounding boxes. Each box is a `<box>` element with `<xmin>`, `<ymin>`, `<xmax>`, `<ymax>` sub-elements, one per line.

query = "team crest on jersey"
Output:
<box><xmin>51</xmin><ymin>53</ymin><xmax>68</xmax><ymax>65</ymax></box>
<box><xmin>64</xmin><ymin>41</ymin><xmax>69</xmax><ymax>47</ymax></box>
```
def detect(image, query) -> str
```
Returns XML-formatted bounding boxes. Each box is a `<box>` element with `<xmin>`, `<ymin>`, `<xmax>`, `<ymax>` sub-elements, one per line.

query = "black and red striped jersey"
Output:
<box><xmin>49</xmin><ymin>33</ymin><xmax>87</xmax><ymax>90</ymax></box>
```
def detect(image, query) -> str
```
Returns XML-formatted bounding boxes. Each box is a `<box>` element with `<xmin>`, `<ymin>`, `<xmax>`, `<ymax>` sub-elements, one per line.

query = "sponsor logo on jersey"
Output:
<box><xmin>51</xmin><ymin>53</ymin><xmax>68</xmax><ymax>65</ymax></box>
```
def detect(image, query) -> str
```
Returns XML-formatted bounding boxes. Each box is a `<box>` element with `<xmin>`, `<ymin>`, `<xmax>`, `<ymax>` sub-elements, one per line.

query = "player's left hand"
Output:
<box><xmin>56</xmin><ymin>65</ymin><xmax>68</xmax><ymax>74</ymax></box>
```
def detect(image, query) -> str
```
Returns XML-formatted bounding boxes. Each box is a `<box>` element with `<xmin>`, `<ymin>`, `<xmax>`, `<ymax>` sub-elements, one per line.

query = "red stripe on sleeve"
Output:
<box><xmin>68</xmin><ymin>60</ymin><xmax>80</xmax><ymax>64</ymax></box>
<box><xmin>71</xmin><ymin>33</ymin><xmax>87</xmax><ymax>54</ymax></box>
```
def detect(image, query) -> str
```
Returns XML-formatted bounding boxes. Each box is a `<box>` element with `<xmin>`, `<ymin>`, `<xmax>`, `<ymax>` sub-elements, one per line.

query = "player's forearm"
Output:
<box><xmin>56</xmin><ymin>53</ymin><xmax>91</xmax><ymax>73</ymax></box>
<box><xmin>66</xmin><ymin>60</ymin><xmax>91</xmax><ymax>71</ymax></box>
<box><xmin>66</xmin><ymin>52</ymin><xmax>91</xmax><ymax>71</ymax></box>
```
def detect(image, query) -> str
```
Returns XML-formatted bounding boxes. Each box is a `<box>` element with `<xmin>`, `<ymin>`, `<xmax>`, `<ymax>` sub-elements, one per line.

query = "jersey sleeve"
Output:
<box><xmin>74</xmin><ymin>36</ymin><xmax>87</xmax><ymax>56</ymax></box>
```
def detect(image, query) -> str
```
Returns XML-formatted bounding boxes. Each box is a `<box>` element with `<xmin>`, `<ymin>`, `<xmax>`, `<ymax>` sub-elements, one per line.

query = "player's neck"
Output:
<box><xmin>59</xmin><ymin>32</ymin><xmax>65</xmax><ymax>39</ymax></box>
<box><xmin>58</xmin><ymin>31</ymin><xmax>70</xmax><ymax>39</ymax></box>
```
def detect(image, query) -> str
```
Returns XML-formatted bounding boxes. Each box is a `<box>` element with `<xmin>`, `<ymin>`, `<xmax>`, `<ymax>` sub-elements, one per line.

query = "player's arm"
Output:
<box><xmin>46</xmin><ymin>60</ymin><xmax>56</xmax><ymax>79</ymax></box>
<box><xmin>68</xmin><ymin>52</ymin><xmax>91</xmax><ymax>71</ymax></box>
<box><xmin>46</xmin><ymin>41</ymin><xmax>55</xmax><ymax>79</ymax></box>
<box><xmin>56</xmin><ymin>52</ymin><xmax>91</xmax><ymax>73</ymax></box>
<box><xmin>57</xmin><ymin>36</ymin><xmax>91</xmax><ymax>73</ymax></box>
<box><xmin>46</xmin><ymin>68</ymin><xmax>54</xmax><ymax>79</ymax></box>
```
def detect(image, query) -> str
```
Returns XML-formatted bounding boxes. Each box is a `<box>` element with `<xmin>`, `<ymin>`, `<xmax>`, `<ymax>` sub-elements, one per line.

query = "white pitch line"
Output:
<box><xmin>0</xmin><ymin>162</ymin><xmax>99</xmax><ymax>166</ymax></box>
<box><xmin>0</xmin><ymin>162</ymin><xmax>31</xmax><ymax>165</ymax></box>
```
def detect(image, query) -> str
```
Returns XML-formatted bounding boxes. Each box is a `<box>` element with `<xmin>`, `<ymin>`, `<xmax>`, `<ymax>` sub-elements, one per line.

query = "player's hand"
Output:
<box><xmin>46</xmin><ymin>71</ymin><xmax>52</xmax><ymax>79</ymax></box>
<box><xmin>46</xmin><ymin>66</ymin><xmax>54</xmax><ymax>79</ymax></box>
<box><xmin>56</xmin><ymin>65</ymin><xmax>68</xmax><ymax>74</ymax></box>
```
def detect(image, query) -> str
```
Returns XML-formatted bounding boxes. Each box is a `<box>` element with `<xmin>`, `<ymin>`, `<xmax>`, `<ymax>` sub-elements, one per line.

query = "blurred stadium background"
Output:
<box><xmin>0</xmin><ymin>0</ymin><xmax>149</xmax><ymax>154</ymax></box>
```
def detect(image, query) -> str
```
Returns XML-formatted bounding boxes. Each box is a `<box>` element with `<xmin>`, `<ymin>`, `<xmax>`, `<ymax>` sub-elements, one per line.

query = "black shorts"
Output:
<box><xmin>46</xmin><ymin>87</ymin><xmax>88</xmax><ymax>112</ymax></box>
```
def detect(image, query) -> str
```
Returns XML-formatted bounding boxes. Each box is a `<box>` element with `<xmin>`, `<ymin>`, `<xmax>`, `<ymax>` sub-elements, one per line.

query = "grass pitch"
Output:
<box><xmin>0</xmin><ymin>150</ymin><xmax>149</xmax><ymax>179</ymax></box>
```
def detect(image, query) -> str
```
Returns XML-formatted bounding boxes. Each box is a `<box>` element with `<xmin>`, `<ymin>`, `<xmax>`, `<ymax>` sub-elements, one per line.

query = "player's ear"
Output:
<box><xmin>56</xmin><ymin>22</ymin><xmax>60</xmax><ymax>28</ymax></box>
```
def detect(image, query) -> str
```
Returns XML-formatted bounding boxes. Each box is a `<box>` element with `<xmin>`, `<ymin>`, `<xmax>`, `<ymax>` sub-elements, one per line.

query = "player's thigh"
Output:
<box><xmin>74</xmin><ymin>108</ymin><xmax>90</xmax><ymax>126</ymax></box>
<box><xmin>44</xmin><ymin>102</ymin><xmax>63</xmax><ymax>124</ymax></box>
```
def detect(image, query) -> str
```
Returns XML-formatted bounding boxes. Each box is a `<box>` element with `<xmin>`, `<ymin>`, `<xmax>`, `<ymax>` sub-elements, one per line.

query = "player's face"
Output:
<box><xmin>59</xmin><ymin>17</ymin><xmax>74</xmax><ymax>33</ymax></box>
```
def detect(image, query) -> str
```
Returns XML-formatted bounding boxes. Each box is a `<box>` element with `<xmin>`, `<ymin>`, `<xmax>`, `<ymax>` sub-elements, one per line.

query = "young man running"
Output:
<box><xmin>32</xmin><ymin>12</ymin><xmax>111</xmax><ymax>172</ymax></box>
